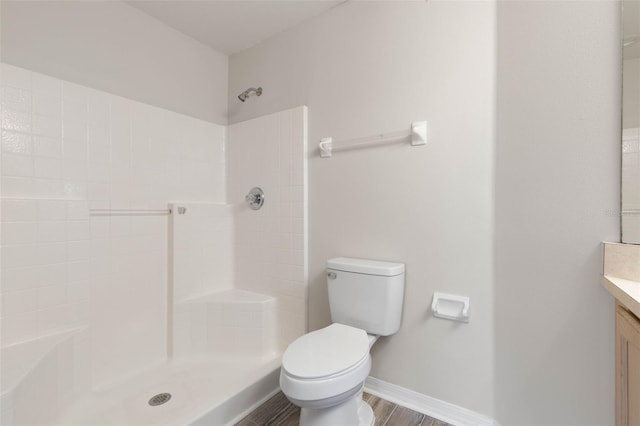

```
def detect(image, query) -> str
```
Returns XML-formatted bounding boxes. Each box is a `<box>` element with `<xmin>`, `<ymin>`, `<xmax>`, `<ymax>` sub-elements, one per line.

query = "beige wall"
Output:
<box><xmin>230</xmin><ymin>1</ymin><xmax>497</xmax><ymax>417</ymax></box>
<box><xmin>230</xmin><ymin>0</ymin><xmax>622</xmax><ymax>422</ymax></box>
<box><xmin>495</xmin><ymin>1</ymin><xmax>620</xmax><ymax>424</ymax></box>
<box><xmin>0</xmin><ymin>1</ymin><xmax>228</xmax><ymax>124</ymax></box>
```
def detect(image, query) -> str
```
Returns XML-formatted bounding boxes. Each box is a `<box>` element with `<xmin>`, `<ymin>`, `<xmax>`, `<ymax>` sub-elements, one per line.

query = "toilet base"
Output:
<box><xmin>357</xmin><ymin>398</ymin><xmax>374</xmax><ymax>426</ymax></box>
<box><xmin>299</xmin><ymin>394</ymin><xmax>374</xmax><ymax>426</ymax></box>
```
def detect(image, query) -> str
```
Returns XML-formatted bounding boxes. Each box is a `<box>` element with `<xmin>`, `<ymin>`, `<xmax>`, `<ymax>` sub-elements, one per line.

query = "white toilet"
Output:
<box><xmin>280</xmin><ymin>257</ymin><xmax>405</xmax><ymax>426</ymax></box>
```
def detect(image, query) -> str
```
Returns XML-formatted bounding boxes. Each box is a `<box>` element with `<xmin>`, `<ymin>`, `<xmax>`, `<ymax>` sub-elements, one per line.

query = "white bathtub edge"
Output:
<box><xmin>190</xmin><ymin>366</ymin><xmax>281</xmax><ymax>426</ymax></box>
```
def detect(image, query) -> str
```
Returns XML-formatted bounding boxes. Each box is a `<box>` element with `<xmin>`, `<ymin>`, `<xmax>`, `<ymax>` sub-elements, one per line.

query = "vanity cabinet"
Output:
<box><xmin>616</xmin><ymin>302</ymin><xmax>640</xmax><ymax>425</ymax></box>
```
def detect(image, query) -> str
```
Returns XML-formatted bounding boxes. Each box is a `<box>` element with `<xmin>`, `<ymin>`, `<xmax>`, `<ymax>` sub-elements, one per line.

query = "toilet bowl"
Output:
<box><xmin>280</xmin><ymin>324</ymin><xmax>376</xmax><ymax>426</ymax></box>
<box><xmin>279</xmin><ymin>257</ymin><xmax>405</xmax><ymax>426</ymax></box>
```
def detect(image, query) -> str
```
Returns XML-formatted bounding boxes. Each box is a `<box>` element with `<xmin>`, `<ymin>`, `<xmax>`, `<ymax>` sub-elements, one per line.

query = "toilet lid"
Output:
<box><xmin>282</xmin><ymin>323</ymin><xmax>370</xmax><ymax>379</ymax></box>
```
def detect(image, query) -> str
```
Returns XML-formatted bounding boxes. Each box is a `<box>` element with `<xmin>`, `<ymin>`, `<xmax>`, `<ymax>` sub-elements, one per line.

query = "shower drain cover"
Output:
<box><xmin>148</xmin><ymin>393</ymin><xmax>172</xmax><ymax>406</ymax></box>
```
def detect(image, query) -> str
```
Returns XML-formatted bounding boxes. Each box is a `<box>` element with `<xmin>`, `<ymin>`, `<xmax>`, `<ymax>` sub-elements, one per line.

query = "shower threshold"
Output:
<box><xmin>59</xmin><ymin>354</ymin><xmax>281</xmax><ymax>426</ymax></box>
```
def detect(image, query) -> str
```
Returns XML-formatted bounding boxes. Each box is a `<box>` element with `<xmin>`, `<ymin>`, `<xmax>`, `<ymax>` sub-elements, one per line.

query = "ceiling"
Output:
<box><xmin>126</xmin><ymin>0</ymin><xmax>344</xmax><ymax>55</ymax></box>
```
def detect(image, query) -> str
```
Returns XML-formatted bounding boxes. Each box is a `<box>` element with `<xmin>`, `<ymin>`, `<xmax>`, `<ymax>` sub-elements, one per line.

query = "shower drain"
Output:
<box><xmin>148</xmin><ymin>393</ymin><xmax>172</xmax><ymax>406</ymax></box>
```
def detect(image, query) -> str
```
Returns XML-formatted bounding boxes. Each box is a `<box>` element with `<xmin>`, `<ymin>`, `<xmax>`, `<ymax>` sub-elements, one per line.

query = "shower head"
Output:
<box><xmin>238</xmin><ymin>87</ymin><xmax>262</xmax><ymax>102</ymax></box>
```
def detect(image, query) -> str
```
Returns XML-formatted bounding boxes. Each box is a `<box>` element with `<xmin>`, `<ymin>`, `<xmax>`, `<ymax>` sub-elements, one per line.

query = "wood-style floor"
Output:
<box><xmin>236</xmin><ymin>391</ymin><xmax>452</xmax><ymax>426</ymax></box>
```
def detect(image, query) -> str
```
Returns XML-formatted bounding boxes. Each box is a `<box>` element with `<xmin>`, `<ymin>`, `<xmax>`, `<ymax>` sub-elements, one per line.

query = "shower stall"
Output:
<box><xmin>0</xmin><ymin>64</ymin><xmax>308</xmax><ymax>425</ymax></box>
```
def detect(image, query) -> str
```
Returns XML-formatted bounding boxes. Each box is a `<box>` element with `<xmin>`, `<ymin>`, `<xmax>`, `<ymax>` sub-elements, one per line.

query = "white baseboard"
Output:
<box><xmin>364</xmin><ymin>377</ymin><xmax>500</xmax><ymax>426</ymax></box>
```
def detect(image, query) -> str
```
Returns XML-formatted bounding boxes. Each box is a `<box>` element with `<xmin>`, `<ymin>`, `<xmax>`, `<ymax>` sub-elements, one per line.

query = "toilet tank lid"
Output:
<box><xmin>327</xmin><ymin>257</ymin><xmax>405</xmax><ymax>276</ymax></box>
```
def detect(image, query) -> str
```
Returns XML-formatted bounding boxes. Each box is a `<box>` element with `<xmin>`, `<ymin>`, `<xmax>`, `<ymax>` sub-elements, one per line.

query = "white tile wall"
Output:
<box><xmin>227</xmin><ymin>107</ymin><xmax>307</xmax><ymax>351</ymax></box>
<box><xmin>172</xmin><ymin>289</ymin><xmax>277</xmax><ymax>359</ymax></box>
<box><xmin>170</xmin><ymin>202</ymin><xmax>233</xmax><ymax>303</ymax></box>
<box><xmin>0</xmin><ymin>64</ymin><xmax>226</xmax><ymax>387</ymax></box>
<box><xmin>2</xmin><ymin>329</ymin><xmax>90</xmax><ymax>425</ymax></box>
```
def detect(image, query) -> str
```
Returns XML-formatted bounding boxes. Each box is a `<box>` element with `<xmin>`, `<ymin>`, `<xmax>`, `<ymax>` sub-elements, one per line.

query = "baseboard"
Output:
<box><xmin>364</xmin><ymin>377</ymin><xmax>500</xmax><ymax>426</ymax></box>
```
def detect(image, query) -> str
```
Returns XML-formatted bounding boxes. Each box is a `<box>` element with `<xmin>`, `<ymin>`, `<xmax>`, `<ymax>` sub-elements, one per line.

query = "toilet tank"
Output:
<box><xmin>327</xmin><ymin>257</ymin><xmax>405</xmax><ymax>336</ymax></box>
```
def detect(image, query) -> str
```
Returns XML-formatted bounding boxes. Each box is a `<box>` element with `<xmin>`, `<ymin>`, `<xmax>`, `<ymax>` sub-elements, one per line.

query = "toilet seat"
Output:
<box><xmin>280</xmin><ymin>323</ymin><xmax>372</xmax><ymax>402</ymax></box>
<box><xmin>282</xmin><ymin>323</ymin><xmax>370</xmax><ymax>379</ymax></box>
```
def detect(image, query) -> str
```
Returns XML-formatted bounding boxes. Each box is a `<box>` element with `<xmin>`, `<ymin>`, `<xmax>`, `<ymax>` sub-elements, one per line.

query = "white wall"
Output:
<box><xmin>0</xmin><ymin>64</ymin><xmax>226</xmax><ymax>387</ymax></box>
<box><xmin>171</xmin><ymin>203</ymin><xmax>233</xmax><ymax>303</ymax></box>
<box><xmin>495</xmin><ymin>2</ymin><xmax>620</xmax><ymax>424</ymax></box>
<box><xmin>229</xmin><ymin>1</ymin><xmax>497</xmax><ymax>416</ymax></box>
<box><xmin>0</xmin><ymin>1</ymin><xmax>228</xmax><ymax>124</ymax></box>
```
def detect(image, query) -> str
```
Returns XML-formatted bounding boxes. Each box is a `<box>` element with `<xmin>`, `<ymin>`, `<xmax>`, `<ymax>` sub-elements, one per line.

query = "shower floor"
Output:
<box><xmin>59</xmin><ymin>354</ymin><xmax>281</xmax><ymax>426</ymax></box>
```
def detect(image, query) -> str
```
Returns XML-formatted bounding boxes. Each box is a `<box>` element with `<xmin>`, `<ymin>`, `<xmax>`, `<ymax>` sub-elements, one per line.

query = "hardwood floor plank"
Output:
<box><xmin>268</xmin><ymin>405</ymin><xmax>301</xmax><ymax>426</ymax></box>
<box><xmin>239</xmin><ymin>391</ymin><xmax>450</xmax><ymax>426</ymax></box>
<box><xmin>383</xmin><ymin>405</ymin><xmax>425</xmax><ymax>426</ymax></box>
<box><xmin>243</xmin><ymin>392</ymin><xmax>296</xmax><ymax>425</ymax></box>
<box><xmin>235</xmin><ymin>417</ymin><xmax>260</xmax><ymax>426</ymax></box>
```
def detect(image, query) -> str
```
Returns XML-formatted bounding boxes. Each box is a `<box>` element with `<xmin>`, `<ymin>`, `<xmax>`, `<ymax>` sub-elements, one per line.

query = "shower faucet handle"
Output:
<box><xmin>245</xmin><ymin>187</ymin><xmax>265</xmax><ymax>210</ymax></box>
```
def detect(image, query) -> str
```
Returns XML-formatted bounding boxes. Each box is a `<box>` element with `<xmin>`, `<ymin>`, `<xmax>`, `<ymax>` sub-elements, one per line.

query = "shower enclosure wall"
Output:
<box><xmin>0</xmin><ymin>63</ymin><xmax>308</xmax><ymax>425</ymax></box>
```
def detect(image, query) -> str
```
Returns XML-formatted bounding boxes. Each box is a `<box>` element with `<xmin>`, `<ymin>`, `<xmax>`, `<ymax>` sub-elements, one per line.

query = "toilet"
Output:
<box><xmin>280</xmin><ymin>257</ymin><xmax>405</xmax><ymax>426</ymax></box>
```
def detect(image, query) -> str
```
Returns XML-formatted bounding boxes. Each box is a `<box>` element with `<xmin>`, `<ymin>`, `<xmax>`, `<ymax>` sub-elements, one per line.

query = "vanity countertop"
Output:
<box><xmin>602</xmin><ymin>242</ymin><xmax>640</xmax><ymax>317</ymax></box>
<box><xmin>603</xmin><ymin>275</ymin><xmax>640</xmax><ymax>319</ymax></box>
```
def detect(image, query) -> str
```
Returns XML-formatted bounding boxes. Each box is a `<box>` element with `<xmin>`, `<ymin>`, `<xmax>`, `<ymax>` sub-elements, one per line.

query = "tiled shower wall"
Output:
<box><xmin>170</xmin><ymin>202</ymin><xmax>233</xmax><ymax>302</ymax></box>
<box><xmin>0</xmin><ymin>64</ymin><xmax>226</xmax><ymax>384</ymax></box>
<box><xmin>227</xmin><ymin>107</ymin><xmax>307</xmax><ymax>351</ymax></box>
